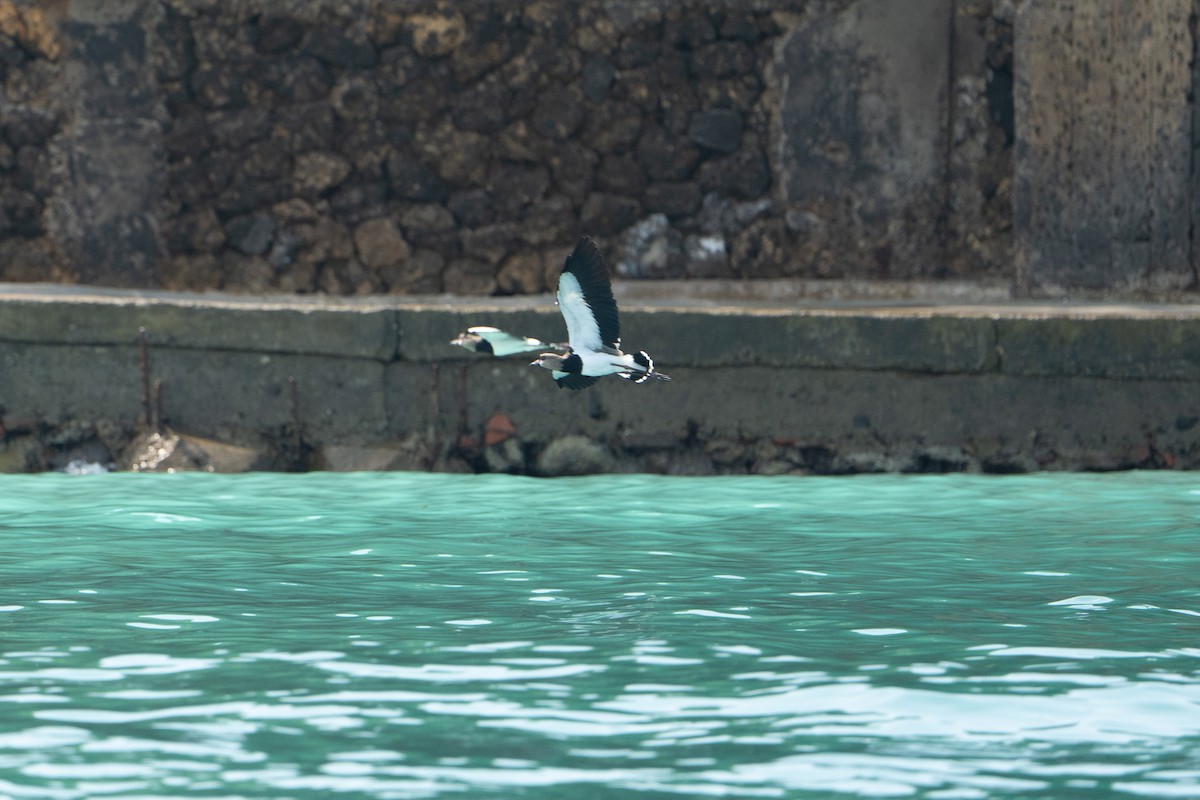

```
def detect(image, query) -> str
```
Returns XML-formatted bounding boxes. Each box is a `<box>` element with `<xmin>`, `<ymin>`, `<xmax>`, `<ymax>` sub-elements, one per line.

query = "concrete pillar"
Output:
<box><xmin>1013</xmin><ymin>0</ymin><xmax>1196</xmax><ymax>293</ymax></box>
<box><xmin>44</xmin><ymin>0</ymin><xmax>165</xmax><ymax>287</ymax></box>
<box><xmin>775</xmin><ymin>0</ymin><xmax>953</xmax><ymax>279</ymax></box>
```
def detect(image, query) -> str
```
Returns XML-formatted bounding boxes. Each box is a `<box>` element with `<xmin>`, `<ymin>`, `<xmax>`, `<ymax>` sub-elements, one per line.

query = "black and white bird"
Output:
<box><xmin>531</xmin><ymin>237</ymin><xmax>670</xmax><ymax>390</ymax></box>
<box><xmin>450</xmin><ymin>326</ymin><xmax>563</xmax><ymax>357</ymax></box>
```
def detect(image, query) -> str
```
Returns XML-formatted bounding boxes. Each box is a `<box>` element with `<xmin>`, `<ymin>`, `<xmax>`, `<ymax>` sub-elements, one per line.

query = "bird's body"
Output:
<box><xmin>531</xmin><ymin>237</ymin><xmax>670</xmax><ymax>390</ymax></box>
<box><xmin>450</xmin><ymin>326</ymin><xmax>561</xmax><ymax>357</ymax></box>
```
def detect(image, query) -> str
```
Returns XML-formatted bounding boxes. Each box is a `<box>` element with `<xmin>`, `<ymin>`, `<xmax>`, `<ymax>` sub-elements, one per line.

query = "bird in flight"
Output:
<box><xmin>449</xmin><ymin>326</ymin><xmax>562</xmax><ymax>357</ymax></box>
<box><xmin>530</xmin><ymin>237</ymin><xmax>670</xmax><ymax>390</ymax></box>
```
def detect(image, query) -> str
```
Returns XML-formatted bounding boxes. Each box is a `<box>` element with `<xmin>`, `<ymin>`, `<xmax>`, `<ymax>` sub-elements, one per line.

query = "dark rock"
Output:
<box><xmin>250</xmin><ymin>15</ymin><xmax>305</xmax><ymax>55</ymax></box>
<box><xmin>216</xmin><ymin>179</ymin><xmax>289</xmax><ymax>219</ymax></box>
<box><xmin>731</xmin><ymin>217</ymin><xmax>789</xmax><ymax>278</ymax></box>
<box><xmin>328</xmin><ymin>182</ymin><xmax>388</xmax><ymax>219</ymax></box>
<box><xmin>495</xmin><ymin>120</ymin><xmax>541</xmax><ymax>162</ymax></box>
<box><xmin>354</xmin><ymin>217</ymin><xmax>409</xmax><ymax>271</ymax></box>
<box><xmin>258</xmin><ymin>57</ymin><xmax>334</xmax><ymax>104</ymax></box>
<box><xmin>46</xmin><ymin>419</ymin><xmax>96</xmax><ymax>448</ymax></box>
<box><xmin>519</xmin><ymin>194</ymin><xmax>573</xmax><ymax>245</ymax></box>
<box><xmin>398</xmin><ymin>203</ymin><xmax>455</xmax><ymax>247</ymax></box>
<box><xmin>582</xmin><ymin>56</ymin><xmax>617</xmax><ymax>102</ymax></box>
<box><xmin>189</xmin><ymin>66</ymin><xmax>248</xmax><ymax>110</ymax></box>
<box><xmin>461</xmin><ymin>223</ymin><xmax>517</xmax><ymax>262</ymax></box>
<box><xmin>537</xmin><ymin>435</ymin><xmax>615</xmax><ymax>476</ymax></box>
<box><xmin>270</xmin><ymin>102</ymin><xmax>335</xmax><ymax>152</ymax></box>
<box><xmin>452</xmin><ymin>10</ymin><xmax>522</xmax><ymax>83</ymax></box>
<box><xmin>305</xmin><ymin>29</ymin><xmax>379</xmax><ymax>69</ymax></box>
<box><xmin>636</xmin><ymin>125</ymin><xmax>701</xmax><ymax>181</ymax></box>
<box><xmin>452</xmin><ymin>81</ymin><xmax>510</xmax><ymax>134</ymax></box>
<box><xmin>0</xmin><ymin>188</ymin><xmax>41</xmax><ymax>236</ymax></box>
<box><xmin>496</xmin><ymin>250</ymin><xmax>547</xmax><ymax>294</ymax></box>
<box><xmin>547</xmin><ymin>141</ymin><xmax>595</xmax><ymax>203</ymax></box>
<box><xmin>643</xmin><ymin>181</ymin><xmax>701</xmax><ymax>218</ymax></box>
<box><xmin>581</xmin><ymin>100</ymin><xmax>643</xmax><ymax>154</ymax></box>
<box><xmin>689</xmin><ymin>41</ymin><xmax>756</xmax><ymax>80</ymax></box>
<box><xmin>238</xmin><ymin>140</ymin><xmax>289</xmax><ymax>180</ymax></box>
<box><xmin>385</xmin><ymin>152</ymin><xmax>447</xmax><ymax>201</ymax></box>
<box><xmin>697</xmin><ymin>147</ymin><xmax>771</xmax><ymax>199</ymax></box>
<box><xmin>621</xmin><ymin>430</ymin><xmax>681</xmax><ymax>452</ymax></box>
<box><xmin>443</xmin><ymin>257</ymin><xmax>496</xmax><ymax>295</ymax></box>
<box><xmin>2</xmin><ymin>110</ymin><xmax>58</xmax><ymax>151</ymax></box>
<box><xmin>208</xmin><ymin>106</ymin><xmax>272</xmax><ymax>149</ymax></box>
<box><xmin>221</xmin><ymin>253</ymin><xmax>274</xmax><ymax>292</ymax></box>
<box><xmin>688</xmin><ymin>108</ymin><xmax>743</xmax><ymax>153</ymax></box>
<box><xmin>381</xmin><ymin>247</ymin><xmax>442</xmax><ymax>293</ymax></box>
<box><xmin>0</xmin><ymin>436</ymin><xmax>45</xmax><ymax>474</ymax></box>
<box><xmin>594</xmin><ymin>154</ymin><xmax>647</xmax><ymax>197</ymax></box>
<box><xmin>698</xmin><ymin>74</ymin><xmax>763</xmax><ymax>114</ymax></box>
<box><xmin>666</xmin><ymin>16</ymin><xmax>717</xmax><ymax>50</ymax></box>
<box><xmin>170</xmin><ymin>208</ymin><xmax>225</xmax><ymax>253</ymax></box>
<box><xmin>382</xmin><ymin>77</ymin><xmax>450</xmax><ymax>126</ymax></box>
<box><xmin>415</xmin><ymin>123</ymin><xmax>489</xmax><ymax>186</ymax></box>
<box><xmin>0</xmin><ymin>35</ymin><xmax>26</xmax><ymax>71</ymax></box>
<box><xmin>331</xmin><ymin>76</ymin><xmax>380</xmax><ymax>121</ymax></box>
<box><xmin>274</xmin><ymin>252</ymin><xmax>316</xmax><ymax>291</ymax></box>
<box><xmin>447</xmin><ymin>189</ymin><xmax>495</xmax><ymax>229</ymax></box>
<box><xmin>718</xmin><ymin>14</ymin><xmax>762</xmax><ymax>43</ymax></box>
<box><xmin>484</xmin><ymin>438</ymin><xmax>525</xmax><ymax>474</ymax></box>
<box><xmin>320</xmin><ymin>257</ymin><xmax>378</xmax><ymax>295</ymax></box>
<box><xmin>160</xmin><ymin>254</ymin><xmax>220</xmax><ymax>291</ymax></box>
<box><xmin>614</xmin><ymin>37</ymin><xmax>660</xmax><ymax>70</ymax></box>
<box><xmin>13</xmin><ymin>146</ymin><xmax>44</xmax><ymax>193</ymax></box>
<box><xmin>486</xmin><ymin>163</ymin><xmax>550</xmax><ymax>216</ymax></box>
<box><xmin>531</xmin><ymin>86</ymin><xmax>585</xmax><ymax>139</ymax></box>
<box><xmin>293</xmin><ymin>151</ymin><xmax>352</xmax><ymax>197</ymax></box>
<box><xmin>580</xmin><ymin>193</ymin><xmax>640</xmax><ymax>238</ymax></box>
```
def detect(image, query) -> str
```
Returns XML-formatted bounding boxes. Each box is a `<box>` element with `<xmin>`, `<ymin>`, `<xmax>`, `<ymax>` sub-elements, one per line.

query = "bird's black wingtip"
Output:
<box><xmin>563</xmin><ymin>236</ymin><xmax>606</xmax><ymax>277</ymax></box>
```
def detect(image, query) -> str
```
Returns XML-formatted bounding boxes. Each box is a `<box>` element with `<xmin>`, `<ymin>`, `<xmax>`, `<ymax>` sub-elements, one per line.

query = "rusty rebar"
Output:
<box><xmin>137</xmin><ymin>327</ymin><xmax>151</xmax><ymax>429</ymax></box>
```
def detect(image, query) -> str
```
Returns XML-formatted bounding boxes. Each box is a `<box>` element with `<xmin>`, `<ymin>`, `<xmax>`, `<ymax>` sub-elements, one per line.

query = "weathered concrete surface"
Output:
<box><xmin>1</xmin><ymin>283</ymin><xmax>1198</xmax><ymax>474</ymax></box>
<box><xmin>1014</xmin><ymin>0</ymin><xmax>1197</xmax><ymax>293</ymax></box>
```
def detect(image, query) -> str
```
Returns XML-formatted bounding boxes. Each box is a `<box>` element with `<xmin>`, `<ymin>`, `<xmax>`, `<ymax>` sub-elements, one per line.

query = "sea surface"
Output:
<box><xmin>0</xmin><ymin>471</ymin><xmax>1197</xmax><ymax>799</ymax></box>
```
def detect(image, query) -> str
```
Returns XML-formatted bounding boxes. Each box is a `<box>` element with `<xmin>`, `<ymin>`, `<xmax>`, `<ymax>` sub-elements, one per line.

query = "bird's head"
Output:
<box><xmin>530</xmin><ymin>353</ymin><xmax>567</xmax><ymax>371</ymax></box>
<box><xmin>449</xmin><ymin>331</ymin><xmax>481</xmax><ymax>350</ymax></box>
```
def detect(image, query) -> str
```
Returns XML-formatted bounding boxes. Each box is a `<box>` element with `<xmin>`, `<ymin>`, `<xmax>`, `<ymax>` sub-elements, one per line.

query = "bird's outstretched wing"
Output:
<box><xmin>450</xmin><ymin>326</ymin><xmax>557</xmax><ymax>357</ymax></box>
<box><xmin>557</xmin><ymin>237</ymin><xmax>620</xmax><ymax>352</ymax></box>
<box><xmin>553</xmin><ymin>372</ymin><xmax>601</xmax><ymax>391</ymax></box>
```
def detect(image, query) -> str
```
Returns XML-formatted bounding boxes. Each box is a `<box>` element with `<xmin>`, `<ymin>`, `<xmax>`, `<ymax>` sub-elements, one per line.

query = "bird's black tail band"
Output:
<box><xmin>631</xmin><ymin>350</ymin><xmax>671</xmax><ymax>383</ymax></box>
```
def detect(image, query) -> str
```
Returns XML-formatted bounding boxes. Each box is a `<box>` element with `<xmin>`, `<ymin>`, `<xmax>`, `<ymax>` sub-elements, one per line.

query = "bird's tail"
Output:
<box><xmin>626</xmin><ymin>350</ymin><xmax>671</xmax><ymax>383</ymax></box>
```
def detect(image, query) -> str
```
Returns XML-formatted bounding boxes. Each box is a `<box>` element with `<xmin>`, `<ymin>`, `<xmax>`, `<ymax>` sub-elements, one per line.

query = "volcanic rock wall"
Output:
<box><xmin>0</xmin><ymin>0</ymin><xmax>1015</xmax><ymax>294</ymax></box>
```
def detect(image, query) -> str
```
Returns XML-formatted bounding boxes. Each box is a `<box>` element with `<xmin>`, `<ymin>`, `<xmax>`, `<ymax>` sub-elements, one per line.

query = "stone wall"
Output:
<box><xmin>0</xmin><ymin>0</ymin><xmax>1016</xmax><ymax>294</ymax></box>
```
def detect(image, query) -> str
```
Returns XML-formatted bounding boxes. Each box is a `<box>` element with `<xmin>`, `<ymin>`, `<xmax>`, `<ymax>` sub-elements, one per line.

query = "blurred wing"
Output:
<box><xmin>466</xmin><ymin>326</ymin><xmax>547</xmax><ymax>356</ymax></box>
<box><xmin>553</xmin><ymin>372</ymin><xmax>601</xmax><ymax>391</ymax></box>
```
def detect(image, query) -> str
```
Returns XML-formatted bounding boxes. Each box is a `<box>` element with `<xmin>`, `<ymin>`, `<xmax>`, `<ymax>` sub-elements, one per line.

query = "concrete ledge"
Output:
<box><xmin>1</xmin><ymin>283</ymin><xmax>1198</xmax><ymax>474</ymax></box>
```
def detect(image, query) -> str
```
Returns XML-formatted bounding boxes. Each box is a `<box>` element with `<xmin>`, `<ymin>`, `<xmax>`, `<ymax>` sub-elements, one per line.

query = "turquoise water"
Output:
<box><xmin>0</xmin><ymin>471</ymin><xmax>1198</xmax><ymax>799</ymax></box>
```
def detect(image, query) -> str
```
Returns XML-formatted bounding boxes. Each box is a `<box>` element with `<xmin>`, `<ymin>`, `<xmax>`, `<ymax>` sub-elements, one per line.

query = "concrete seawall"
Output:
<box><xmin>1</xmin><ymin>283</ymin><xmax>1198</xmax><ymax>474</ymax></box>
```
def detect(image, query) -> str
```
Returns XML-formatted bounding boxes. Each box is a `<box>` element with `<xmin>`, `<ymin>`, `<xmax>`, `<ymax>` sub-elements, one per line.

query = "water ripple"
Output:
<box><xmin>0</xmin><ymin>471</ymin><xmax>1197</xmax><ymax>797</ymax></box>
